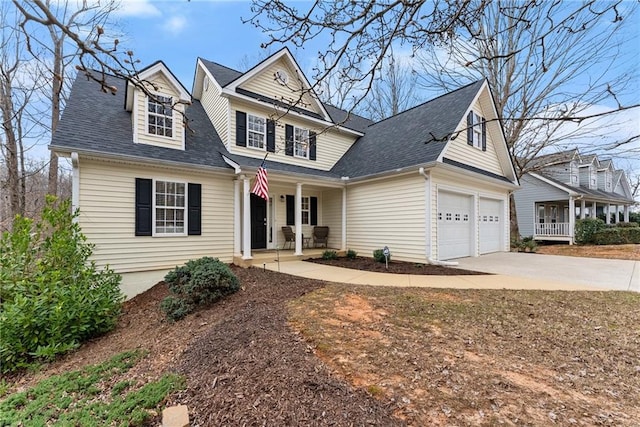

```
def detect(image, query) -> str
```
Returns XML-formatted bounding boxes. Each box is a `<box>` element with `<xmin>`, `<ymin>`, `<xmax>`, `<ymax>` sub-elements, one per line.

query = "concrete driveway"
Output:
<box><xmin>454</xmin><ymin>252</ymin><xmax>639</xmax><ymax>292</ymax></box>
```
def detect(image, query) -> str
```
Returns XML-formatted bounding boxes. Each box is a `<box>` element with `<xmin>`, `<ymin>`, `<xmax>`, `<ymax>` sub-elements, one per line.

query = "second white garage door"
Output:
<box><xmin>479</xmin><ymin>198</ymin><xmax>503</xmax><ymax>254</ymax></box>
<box><xmin>437</xmin><ymin>191</ymin><xmax>473</xmax><ymax>260</ymax></box>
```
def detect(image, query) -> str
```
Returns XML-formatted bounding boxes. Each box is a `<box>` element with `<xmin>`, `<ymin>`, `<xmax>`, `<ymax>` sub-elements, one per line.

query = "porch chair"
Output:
<box><xmin>313</xmin><ymin>226</ymin><xmax>329</xmax><ymax>248</ymax></box>
<box><xmin>281</xmin><ymin>226</ymin><xmax>295</xmax><ymax>249</ymax></box>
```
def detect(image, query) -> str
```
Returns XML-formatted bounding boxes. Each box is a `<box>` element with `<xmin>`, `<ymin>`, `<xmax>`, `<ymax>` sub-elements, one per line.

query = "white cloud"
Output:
<box><xmin>163</xmin><ymin>15</ymin><xmax>187</xmax><ymax>35</ymax></box>
<box><xmin>115</xmin><ymin>0</ymin><xmax>161</xmax><ymax>17</ymax></box>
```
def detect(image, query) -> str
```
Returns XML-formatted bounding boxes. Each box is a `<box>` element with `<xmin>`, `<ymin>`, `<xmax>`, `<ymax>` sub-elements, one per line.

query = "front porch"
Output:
<box><xmin>534</xmin><ymin>197</ymin><xmax>632</xmax><ymax>243</ymax></box>
<box><xmin>233</xmin><ymin>247</ymin><xmax>344</xmax><ymax>268</ymax></box>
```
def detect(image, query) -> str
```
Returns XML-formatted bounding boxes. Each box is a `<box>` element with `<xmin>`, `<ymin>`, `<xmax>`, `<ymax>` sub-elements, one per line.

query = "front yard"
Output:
<box><xmin>536</xmin><ymin>243</ymin><xmax>640</xmax><ymax>261</ymax></box>
<box><xmin>3</xmin><ymin>267</ymin><xmax>639</xmax><ymax>425</ymax></box>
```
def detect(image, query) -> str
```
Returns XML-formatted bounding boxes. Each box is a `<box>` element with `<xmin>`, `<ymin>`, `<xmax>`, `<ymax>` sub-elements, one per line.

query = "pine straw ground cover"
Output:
<box><xmin>536</xmin><ymin>243</ymin><xmax>640</xmax><ymax>261</ymax></box>
<box><xmin>3</xmin><ymin>267</ymin><xmax>639</xmax><ymax>426</ymax></box>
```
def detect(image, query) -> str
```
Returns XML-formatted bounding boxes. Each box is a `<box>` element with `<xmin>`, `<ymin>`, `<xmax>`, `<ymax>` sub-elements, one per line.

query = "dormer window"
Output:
<box><xmin>147</xmin><ymin>95</ymin><xmax>173</xmax><ymax>137</ymax></box>
<box><xmin>294</xmin><ymin>126</ymin><xmax>310</xmax><ymax>158</ymax></box>
<box><xmin>247</xmin><ymin>114</ymin><xmax>266</xmax><ymax>150</ymax></box>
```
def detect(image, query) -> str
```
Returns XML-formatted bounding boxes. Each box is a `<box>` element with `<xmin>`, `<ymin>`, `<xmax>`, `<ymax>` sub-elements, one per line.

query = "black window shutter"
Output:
<box><xmin>135</xmin><ymin>178</ymin><xmax>152</xmax><ymax>236</ymax></box>
<box><xmin>309</xmin><ymin>131</ymin><xmax>317</xmax><ymax>161</ymax></box>
<box><xmin>236</xmin><ymin>111</ymin><xmax>247</xmax><ymax>147</ymax></box>
<box><xmin>188</xmin><ymin>183</ymin><xmax>202</xmax><ymax>235</ymax></box>
<box><xmin>481</xmin><ymin>117</ymin><xmax>487</xmax><ymax>151</ymax></box>
<box><xmin>467</xmin><ymin>111</ymin><xmax>473</xmax><ymax>146</ymax></box>
<box><xmin>310</xmin><ymin>196</ymin><xmax>318</xmax><ymax>225</ymax></box>
<box><xmin>286</xmin><ymin>195</ymin><xmax>294</xmax><ymax>225</ymax></box>
<box><xmin>285</xmin><ymin>124</ymin><xmax>293</xmax><ymax>156</ymax></box>
<box><xmin>266</xmin><ymin>119</ymin><xmax>276</xmax><ymax>152</ymax></box>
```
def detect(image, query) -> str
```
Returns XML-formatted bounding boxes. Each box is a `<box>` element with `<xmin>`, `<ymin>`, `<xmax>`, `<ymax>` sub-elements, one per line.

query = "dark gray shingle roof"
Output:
<box><xmin>199</xmin><ymin>58</ymin><xmax>242</xmax><ymax>87</ymax></box>
<box><xmin>331</xmin><ymin>80</ymin><xmax>485</xmax><ymax>178</ymax></box>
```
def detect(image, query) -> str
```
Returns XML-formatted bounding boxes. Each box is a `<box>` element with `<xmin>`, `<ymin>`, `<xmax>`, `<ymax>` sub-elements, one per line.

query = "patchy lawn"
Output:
<box><xmin>536</xmin><ymin>243</ymin><xmax>640</xmax><ymax>261</ymax></box>
<box><xmin>4</xmin><ymin>267</ymin><xmax>639</xmax><ymax>426</ymax></box>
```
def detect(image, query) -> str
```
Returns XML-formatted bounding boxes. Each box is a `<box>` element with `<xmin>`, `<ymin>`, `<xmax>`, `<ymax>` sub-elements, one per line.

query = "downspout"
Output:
<box><xmin>419</xmin><ymin>167</ymin><xmax>459</xmax><ymax>267</ymax></box>
<box><xmin>71</xmin><ymin>152</ymin><xmax>80</xmax><ymax>223</ymax></box>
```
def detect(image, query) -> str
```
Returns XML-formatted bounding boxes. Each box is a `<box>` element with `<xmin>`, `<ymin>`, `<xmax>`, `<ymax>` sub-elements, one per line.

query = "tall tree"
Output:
<box><xmin>13</xmin><ymin>0</ymin><xmax>119</xmax><ymax>197</ymax></box>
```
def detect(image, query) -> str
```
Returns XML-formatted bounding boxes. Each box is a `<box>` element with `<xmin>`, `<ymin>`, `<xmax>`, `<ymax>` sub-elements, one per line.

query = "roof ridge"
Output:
<box><xmin>199</xmin><ymin>57</ymin><xmax>243</xmax><ymax>74</ymax></box>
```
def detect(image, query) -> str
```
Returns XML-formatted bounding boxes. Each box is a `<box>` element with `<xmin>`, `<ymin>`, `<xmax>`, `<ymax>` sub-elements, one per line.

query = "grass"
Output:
<box><xmin>288</xmin><ymin>285</ymin><xmax>640</xmax><ymax>426</ymax></box>
<box><xmin>0</xmin><ymin>350</ymin><xmax>185</xmax><ymax>427</ymax></box>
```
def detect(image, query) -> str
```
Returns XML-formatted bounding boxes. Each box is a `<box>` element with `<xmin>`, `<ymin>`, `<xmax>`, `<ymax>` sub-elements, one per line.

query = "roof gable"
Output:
<box><xmin>125</xmin><ymin>61</ymin><xmax>190</xmax><ymax>110</ymax></box>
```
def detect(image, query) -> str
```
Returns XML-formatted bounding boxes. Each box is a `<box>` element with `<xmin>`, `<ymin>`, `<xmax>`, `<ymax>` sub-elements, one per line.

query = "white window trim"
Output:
<box><xmin>301</xmin><ymin>196</ymin><xmax>310</xmax><ymax>225</ymax></box>
<box><xmin>146</xmin><ymin>94</ymin><xmax>174</xmax><ymax>139</ymax></box>
<box><xmin>152</xmin><ymin>178</ymin><xmax>188</xmax><ymax>237</ymax></box>
<box><xmin>247</xmin><ymin>113</ymin><xmax>266</xmax><ymax>151</ymax></box>
<box><xmin>293</xmin><ymin>126</ymin><xmax>310</xmax><ymax>159</ymax></box>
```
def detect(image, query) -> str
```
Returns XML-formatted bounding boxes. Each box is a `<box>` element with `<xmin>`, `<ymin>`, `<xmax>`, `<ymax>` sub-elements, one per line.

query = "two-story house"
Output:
<box><xmin>51</xmin><ymin>48</ymin><xmax>518</xmax><ymax>297</ymax></box>
<box><xmin>514</xmin><ymin>149</ymin><xmax>636</xmax><ymax>244</ymax></box>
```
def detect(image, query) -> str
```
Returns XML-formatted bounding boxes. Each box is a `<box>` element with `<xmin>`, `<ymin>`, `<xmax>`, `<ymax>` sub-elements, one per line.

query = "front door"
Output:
<box><xmin>251</xmin><ymin>194</ymin><xmax>267</xmax><ymax>249</ymax></box>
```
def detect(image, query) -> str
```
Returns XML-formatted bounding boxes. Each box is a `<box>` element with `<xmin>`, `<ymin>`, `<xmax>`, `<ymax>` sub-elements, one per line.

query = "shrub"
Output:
<box><xmin>574</xmin><ymin>218</ymin><xmax>605</xmax><ymax>244</ymax></box>
<box><xmin>373</xmin><ymin>249</ymin><xmax>390</xmax><ymax>263</ymax></box>
<box><xmin>615</xmin><ymin>222</ymin><xmax>639</xmax><ymax>228</ymax></box>
<box><xmin>322</xmin><ymin>250</ymin><xmax>338</xmax><ymax>260</ymax></box>
<box><xmin>161</xmin><ymin>257</ymin><xmax>239</xmax><ymax>321</ymax></box>
<box><xmin>0</xmin><ymin>197</ymin><xmax>123</xmax><ymax>373</ymax></box>
<box><xmin>592</xmin><ymin>227</ymin><xmax>640</xmax><ymax>245</ymax></box>
<box><xmin>346</xmin><ymin>249</ymin><xmax>358</xmax><ymax>259</ymax></box>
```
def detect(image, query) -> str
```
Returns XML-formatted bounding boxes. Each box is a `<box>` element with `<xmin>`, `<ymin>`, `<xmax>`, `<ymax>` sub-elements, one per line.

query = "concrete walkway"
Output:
<box><xmin>262</xmin><ymin>257</ymin><xmax>622</xmax><ymax>291</ymax></box>
<box><xmin>455</xmin><ymin>252</ymin><xmax>639</xmax><ymax>292</ymax></box>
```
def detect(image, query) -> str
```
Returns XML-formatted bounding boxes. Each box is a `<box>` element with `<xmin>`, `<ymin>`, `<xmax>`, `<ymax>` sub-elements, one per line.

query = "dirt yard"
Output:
<box><xmin>536</xmin><ymin>243</ymin><xmax>640</xmax><ymax>261</ymax></box>
<box><xmin>6</xmin><ymin>266</ymin><xmax>639</xmax><ymax>426</ymax></box>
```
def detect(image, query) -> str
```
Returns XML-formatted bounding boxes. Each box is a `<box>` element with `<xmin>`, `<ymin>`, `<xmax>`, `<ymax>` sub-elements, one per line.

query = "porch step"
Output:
<box><xmin>233</xmin><ymin>248</ymin><xmax>344</xmax><ymax>268</ymax></box>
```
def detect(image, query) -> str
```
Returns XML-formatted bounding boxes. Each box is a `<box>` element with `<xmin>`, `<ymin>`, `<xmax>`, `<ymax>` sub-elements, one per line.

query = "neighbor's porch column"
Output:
<box><xmin>242</xmin><ymin>176</ymin><xmax>252</xmax><ymax>260</ymax></box>
<box><xmin>580</xmin><ymin>199</ymin><xmax>586</xmax><ymax>219</ymax></box>
<box><xmin>606</xmin><ymin>204</ymin><xmax>611</xmax><ymax>225</ymax></box>
<box><xmin>341</xmin><ymin>187</ymin><xmax>347</xmax><ymax>251</ymax></box>
<box><xmin>624</xmin><ymin>205</ymin><xmax>630</xmax><ymax>222</ymax></box>
<box><xmin>592</xmin><ymin>201</ymin><xmax>597</xmax><ymax>218</ymax></box>
<box><xmin>295</xmin><ymin>183</ymin><xmax>303</xmax><ymax>255</ymax></box>
<box><xmin>233</xmin><ymin>179</ymin><xmax>241</xmax><ymax>255</ymax></box>
<box><xmin>569</xmin><ymin>196</ymin><xmax>576</xmax><ymax>245</ymax></box>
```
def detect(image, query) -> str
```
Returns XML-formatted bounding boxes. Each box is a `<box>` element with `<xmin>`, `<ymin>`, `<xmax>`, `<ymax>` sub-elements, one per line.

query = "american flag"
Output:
<box><xmin>251</xmin><ymin>161</ymin><xmax>269</xmax><ymax>200</ymax></box>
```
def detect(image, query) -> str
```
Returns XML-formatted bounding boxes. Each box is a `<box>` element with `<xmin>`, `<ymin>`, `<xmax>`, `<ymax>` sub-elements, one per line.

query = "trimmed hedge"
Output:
<box><xmin>574</xmin><ymin>218</ymin><xmax>605</xmax><ymax>244</ymax></box>
<box><xmin>593</xmin><ymin>227</ymin><xmax>640</xmax><ymax>245</ymax></box>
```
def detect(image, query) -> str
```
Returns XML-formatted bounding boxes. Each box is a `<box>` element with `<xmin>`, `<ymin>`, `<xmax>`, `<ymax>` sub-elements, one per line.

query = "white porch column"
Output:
<box><xmin>242</xmin><ymin>176</ymin><xmax>252</xmax><ymax>260</ymax></box>
<box><xmin>592</xmin><ymin>201</ymin><xmax>597</xmax><ymax>218</ymax></box>
<box><xmin>624</xmin><ymin>205</ymin><xmax>630</xmax><ymax>222</ymax></box>
<box><xmin>568</xmin><ymin>196</ymin><xmax>576</xmax><ymax>245</ymax></box>
<box><xmin>606</xmin><ymin>204</ymin><xmax>611</xmax><ymax>224</ymax></box>
<box><xmin>294</xmin><ymin>183</ymin><xmax>303</xmax><ymax>255</ymax></box>
<box><xmin>580</xmin><ymin>199</ymin><xmax>586</xmax><ymax>219</ymax></box>
<box><xmin>341</xmin><ymin>187</ymin><xmax>347</xmax><ymax>251</ymax></box>
<box><xmin>233</xmin><ymin>179</ymin><xmax>241</xmax><ymax>255</ymax></box>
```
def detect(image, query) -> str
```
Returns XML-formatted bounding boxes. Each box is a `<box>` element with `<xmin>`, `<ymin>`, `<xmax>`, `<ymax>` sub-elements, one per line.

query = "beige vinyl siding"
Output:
<box><xmin>135</xmin><ymin>73</ymin><xmax>185</xmax><ymax>150</ymax></box>
<box><xmin>430</xmin><ymin>170</ymin><xmax>510</xmax><ymax>260</ymax></box>
<box><xmin>321</xmin><ymin>188</ymin><xmax>343</xmax><ymax>249</ymax></box>
<box><xmin>443</xmin><ymin>94</ymin><xmax>504</xmax><ymax>176</ymax></box>
<box><xmin>240</xmin><ymin>58</ymin><xmax>320</xmax><ymax>117</ymax></box>
<box><xmin>78</xmin><ymin>158</ymin><xmax>233</xmax><ymax>273</ymax></box>
<box><xmin>229</xmin><ymin>99</ymin><xmax>357</xmax><ymax>170</ymax></box>
<box><xmin>200</xmin><ymin>80</ymin><xmax>229</xmax><ymax>146</ymax></box>
<box><xmin>346</xmin><ymin>175</ymin><xmax>426</xmax><ymax>263</ymax></box>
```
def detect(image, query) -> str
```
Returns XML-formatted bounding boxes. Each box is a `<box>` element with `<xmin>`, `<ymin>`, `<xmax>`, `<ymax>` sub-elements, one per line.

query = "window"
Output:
<box><xmin>155</xmin><ymin>180</ymin><xmax>185</xmax><ymax>234</ymax></box>
<box><xmin>301</xmin><ymin>196</ymin><xmax>310</xmax><ymax>225</ymax></box>
<box><xmin>468</xmin><ymin>112</ymin><xmax>484</xmax><ymax>149</ymax></box>
<box><xmin>148</xmin><ymin>95</ymin><xmax>173</xmax><ymax>137</ymax></box>
<box><xmin>247</xmin><ymin>114</ymin><xmax>266</xmax><ymax>149</ymax></box>
<box><xmin>538</xmin><ymin>205</ymin><xmax>545</xmax><ymax>223</ymax></box>
<box><xmin>294</xmin><ymin>126</ymin><xmax>310</xmax><ymax>158</ymax></box>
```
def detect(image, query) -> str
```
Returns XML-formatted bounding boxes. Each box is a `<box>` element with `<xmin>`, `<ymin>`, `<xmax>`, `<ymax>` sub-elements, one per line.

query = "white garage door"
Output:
<box><xmin>479</xmin><ymin>198</ymin><xmax>502</xmax><ymax>254</ymax></box>
<box><xmin>438</xmin><ymin>191</ymin><xmax>473</xmax><ymax>260</ymax></box>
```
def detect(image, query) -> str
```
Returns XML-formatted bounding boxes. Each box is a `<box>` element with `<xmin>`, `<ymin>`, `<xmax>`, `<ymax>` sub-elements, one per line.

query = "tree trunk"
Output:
<box><xmin>47</xmin><ymin>38</ymin><xmax>63</xmax><ymax>197</ymax></box>
<box><xmin>0</xmin><ymin>77</ymin><xmax>21</xmax><ymax>221</ymax></box>
<box><xmin>509</xmin><ymin>193</ymin><xmax>520</xmax><ymax>241</ymax></box>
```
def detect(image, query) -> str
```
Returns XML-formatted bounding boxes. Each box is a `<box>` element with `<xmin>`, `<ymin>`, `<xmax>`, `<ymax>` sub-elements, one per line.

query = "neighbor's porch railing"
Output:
<box><xmin>535</xmin><ymin>222</ymin><xmax>571</xmax><ymax>236</ymax></box>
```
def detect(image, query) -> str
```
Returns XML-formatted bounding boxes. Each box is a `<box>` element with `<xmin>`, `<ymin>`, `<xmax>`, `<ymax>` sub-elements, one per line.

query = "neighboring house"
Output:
<box><xmin>51</xmin><ymin>48</ymin><xmax>518</xmax><ymax>297</ymax></box>
<box><xmin>514</xmin><ymin>148</ymin><xmax>636</xmax><ymax>244</ymax></box>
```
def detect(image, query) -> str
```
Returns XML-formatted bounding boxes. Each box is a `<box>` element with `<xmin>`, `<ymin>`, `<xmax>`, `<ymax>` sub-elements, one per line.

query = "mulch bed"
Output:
<box><xmin>306</xmin><ymin>256</ymin><xmax>488</xmax><ymax>275</ymax></box>
<box><xmin>165</xmin><ymin>267</ymin><xmax>405</xmax><ymax>426</ymax></box>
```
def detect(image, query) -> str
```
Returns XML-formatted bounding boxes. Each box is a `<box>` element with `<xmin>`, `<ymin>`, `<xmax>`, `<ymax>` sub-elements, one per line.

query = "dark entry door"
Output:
<box><xmin>250</xmin><ymin>194</ymin><xmax>267</xmax><ymax>249</ymax></box>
